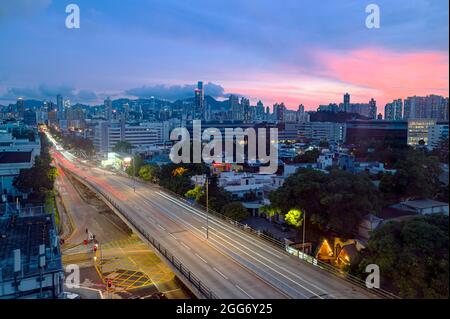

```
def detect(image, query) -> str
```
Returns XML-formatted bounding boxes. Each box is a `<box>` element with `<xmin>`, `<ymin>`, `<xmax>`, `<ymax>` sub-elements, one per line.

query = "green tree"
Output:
<box><xmin>113</xmin><ymin>140</ymin><xmax>133</xmax><ymax>153</ymax></box>
<box><xmin>13</xmin><ymin>133</ymin><xmax>58</xmax><ymax>203</ymax></box>
<box><xmin>125</xmin><ymin>155</ymin><xmax>144</xmax><ymax>177</ymax></box>
<box><xmin>285</xmin><ymin>209</ymin><xmax>304</xmax><ymax>228</ymax></box>
<box><xmin>379</xmin><ymin>149</ymin><xmax>442</xmax><ymax>201</ymax></box>
<box><xmin>269</xmin><ymin>169</ymin><xmax>380</xmax><ymax>236</ymax></box>
<box><xmin>293</xmin><ymin>149</ymin><xmax>321</xmax><ymax>163</ymax></box>
<box><xmin>356</xmin><ymin>214</ymin><xmax>449</xmax><ymax>298</ymax></box>
<box><xmin>431</xmin><ymin>138</ymin><xmax>449</xmax><ymax>164</ymax></box>
<box><xmin>221</xmin><ymin>202</ymin><xmax>249</xmax><ymax>222</ymax></box>
<box><xmin>185</xmin><ymin>185</ymin><xmax>204</xmax><ymax>203</ymax></box>
<box><xmin>138</xmin><ymin>164</ymin><xmax>160</xmax><ymax>182</ymax></box>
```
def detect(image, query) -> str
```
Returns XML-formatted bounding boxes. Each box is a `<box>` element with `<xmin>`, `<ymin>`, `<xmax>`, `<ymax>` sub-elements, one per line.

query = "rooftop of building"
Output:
<box><xmin>399</xmin><ymin>199</ymin><xmax>449</xmax><ymax>209</ymax></box>
<box><xmin>0</xmin><ymin>151</ymin><xmax>32</xmax><ymax>164</ymax></box>
<box><xmin>0</xmin><ymin>212</ymin><xmax>61</xmax><ymax>281</ymax></box>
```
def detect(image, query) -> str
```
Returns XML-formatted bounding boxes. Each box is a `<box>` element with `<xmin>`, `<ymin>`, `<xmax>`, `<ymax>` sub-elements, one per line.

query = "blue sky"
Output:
<box><xmin>0</xmin><ymin>0</ymin><xmax>448</xmax><ymax>109</ymax></box>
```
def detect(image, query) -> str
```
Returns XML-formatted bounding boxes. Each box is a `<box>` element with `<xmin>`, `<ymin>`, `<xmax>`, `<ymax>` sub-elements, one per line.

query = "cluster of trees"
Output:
<box><xmin>113</xmin><ymin>140</ymin><xmax>134</xmax><ymax>153</ymax></box>
<box><xmin>379</xmin><ymin>148</ymin><xmax>444</xmax><ymax>204</ymax></box>
<box><xmin>126</xmin><ymin>160</ymin><xmax>249</xmax><ymax>222</ymax></box>
<box><xmin>269</xmin><ymin>169</ymin><xmax>380</xmax><ymax>237</ymax></box>
<box><xmin>13</xmin><ymin>133</ymin><xmax>58</xmax><ymax>203</ymax></box>
<box><xmin>49</xmin><ymin>126</ymin><xmax>94</xmax><ymax>156</ymax></box>
<box><xmin>12</xmin><ymin>127</ymin><xmax>36</xmax><ymax>141</ymax></box>
<box><xmin>355</xmin><ymin>214</ymin><xmax>449</xmax><ymax>299</ymax></box>
<box><xmin>293</xmin><ymin>148</ymin><xmax>321</xmax><ymax>163</ymax></box>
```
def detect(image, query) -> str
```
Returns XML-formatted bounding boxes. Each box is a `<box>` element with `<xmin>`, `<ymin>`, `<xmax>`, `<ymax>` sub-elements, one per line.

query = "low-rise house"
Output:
<box><xmin>393</xmin><ymin>199</ymin><xmax>449</xmax><ymax>215</ymax></box>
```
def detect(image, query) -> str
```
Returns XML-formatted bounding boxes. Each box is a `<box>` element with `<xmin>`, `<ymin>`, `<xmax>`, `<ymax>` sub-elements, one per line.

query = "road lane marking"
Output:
<box><xmin>235</xmin><ymin>284</ymin><xmax>253</xmax><ymax>299</ymax></box>
<box><xmin>154</xmin><ymin>191</ymin><xmax>331</xmax><ymax>297</ymax></box>
<box><xmin>141</xmin><ymin>193</ymin><xmax>310</xmax><ymax>298</ymax></box>
<box><xmin>169</xmin><ymin>233</ymin><xmax>177</xmax><ymax>240</ymax></box>
<box><xmin>157</xmin><ymin>191</ymin><xmax>285</xmax><ymax>259</ymax></box>
<box><xmin>213</xmin><ymin>267</ymin><xmax>229</xmax><ymax>280</ymax></box>
<box><xmin>180</xmin><ymin>242</ymin><xmax>191</xmax><ymax>251</ymax></box>
<box><xmin>75</xmin><ymin>170</ymin><xmax>330</xmax><ymax>299</ymax></box>
<box><xmin>195</xmin><ymin>253</ymin><xmax>208</xmax><ymax>264</ymax></box>
<box><xmin>141</xmin><ymin>193</ymin><xmax>317</xmax><ymax>298</ymax></box>
<box><xmin>157</xmin><ymin>224</ymin><xmax>166</xmax><ymax>231</ymax></box>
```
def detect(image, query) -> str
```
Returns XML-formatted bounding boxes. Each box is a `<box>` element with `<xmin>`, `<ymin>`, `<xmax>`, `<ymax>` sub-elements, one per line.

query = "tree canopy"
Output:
<box><xmin>221</xmin><ymin>202</ymin><xmax>249</xmax><ymax>222</ymax></box>
<box><xmin>379</xmin><ymin>148</ymin><xmax>442</xmax><ymax>202</ymax></box>
<box><xmin>269</xmin><ymin>169</ymin><xmax>380</xmax><ymax>236</ymax></box>
<box><xmin>356</xmin><ymin>214</ymin><xmax>449</xmax><ymax>299</ymax></box>
<box><xmin>113</xmin><ymin>140</ymin><xmax>133</xmax><ymax>153</ymax></box>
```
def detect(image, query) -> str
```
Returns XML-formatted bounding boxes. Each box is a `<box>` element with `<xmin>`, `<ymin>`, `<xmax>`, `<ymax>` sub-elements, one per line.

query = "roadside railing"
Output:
<box><xmin>67</xmin><ymin>172</ymin><xmax>218</xmax><ymax>299</ymax></box>
<box><xmin>158</xmin><ymin>187</ymin><xmax>400</xmax><ymax>299</ymax></box>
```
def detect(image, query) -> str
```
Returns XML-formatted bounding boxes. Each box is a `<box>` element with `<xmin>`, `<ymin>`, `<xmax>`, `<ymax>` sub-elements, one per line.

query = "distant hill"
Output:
<box><xmin>309</xmin><ymin>111</ymin><xmax>368</xmax><ymax>123</ymax></box>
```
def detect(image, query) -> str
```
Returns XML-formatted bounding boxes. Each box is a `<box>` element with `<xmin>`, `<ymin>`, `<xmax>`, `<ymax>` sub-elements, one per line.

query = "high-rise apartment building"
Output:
<box><xmin>384</xmin><ymin>99</ymin><xmax>403</xmax><ymax>121</ymax></box>
<box><xmin>404</xmin><ymin>95</ymin><xmax>449</xmax><ymax>121</ymax></box>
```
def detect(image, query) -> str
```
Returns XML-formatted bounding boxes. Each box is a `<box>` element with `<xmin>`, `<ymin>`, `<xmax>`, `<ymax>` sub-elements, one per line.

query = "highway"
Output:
<box><xmin>51</xmin><ymin>147</ymin><xmax>377</xmax><ymax>299</ymax></box>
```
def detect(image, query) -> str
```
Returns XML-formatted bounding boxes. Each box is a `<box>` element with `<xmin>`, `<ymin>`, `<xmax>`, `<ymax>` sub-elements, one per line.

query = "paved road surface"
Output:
<box><xmin>52</xmin><ymin>150</ymin><xmax>377</xmax><ymax>299</ymax></box>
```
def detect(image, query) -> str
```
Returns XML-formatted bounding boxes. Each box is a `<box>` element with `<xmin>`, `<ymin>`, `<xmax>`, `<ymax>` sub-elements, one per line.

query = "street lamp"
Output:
<box><xmin>205</xmin><ymin>175</ymin><xmax>210</xmax><ymax>239</ymax></box>
<box><xmin>302</xmin><ymin>210</ymin><xmax>306</xmax><ymax>258</ymax></box>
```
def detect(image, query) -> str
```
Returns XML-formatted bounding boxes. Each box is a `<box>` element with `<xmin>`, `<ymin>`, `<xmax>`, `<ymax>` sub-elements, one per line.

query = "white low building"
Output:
<box><xmin>0</xmin><ymin>132</ymin><xmax>40</xmax><ymax>197</ymax></box>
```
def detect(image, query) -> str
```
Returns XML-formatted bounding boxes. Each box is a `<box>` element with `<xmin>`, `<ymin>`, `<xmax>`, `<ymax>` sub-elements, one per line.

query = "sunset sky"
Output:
<box><xmin>0</xmin><ymin>0</ymin><xmax>448</xmax><ymax>110</ymax></box>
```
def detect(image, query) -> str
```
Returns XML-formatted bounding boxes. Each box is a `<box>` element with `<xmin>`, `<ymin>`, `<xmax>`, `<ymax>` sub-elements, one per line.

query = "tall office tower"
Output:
<box><xmin>16</xmin><ymin>97</ymin><xmax>25</xmax><ymax>118</ymax></box>
<box><xmin>104</xmin><ymin>97</ymin><xmax>113</xmax><ymax>121</ymax></box>
<box><xmin>368</xmin><ymin>98</ymin><xmax>377</xmax><ymax>119</ymax></box>
<box><xmin>274</xmin><ymin>103</ymin><xmax>286</xmax><ymax>122</ymax></box>
<box><xmin>343</xmin><ymin>93</ymin><xmax>350</xmax><ymax>112</ymax></box>
<box><xmin>194</xmin><ymin>81</ymin><xmax>205</xmax><ymax>120</ymax></box>
<box><xmin>229</xmin><ymin>95</ymin><xmax>241</xmax><ymax>121</ymax></box>
<box><xmin>241</xmin><ymin>97</ymin><xmax>250</xmax><ymax>122</ymax></box>
<box><xmin>296</xmin><ymin>104</ymin><xmax>310</xmax><ymax>122</ymax></box>
<box><xmin>56</xmin><ymin>94</ymin><xmax>64</xmax><ymax>112</ymax></box>
<box><xmin>266</xmin><ymin>106</ymin><xmax>271</xmax><ymax>120</ymax></box>
<box><xmin>256</xmin><ymin>100</ymin><xmax>264</xmax><ymax>120</ymax></box>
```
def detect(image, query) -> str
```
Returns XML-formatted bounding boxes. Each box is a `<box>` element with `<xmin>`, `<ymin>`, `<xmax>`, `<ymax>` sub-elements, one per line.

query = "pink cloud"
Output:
<box><xmin>315</xmin><ymin>48</ymin><xmax>449</xmax><ymax>107</ymax></box>
<box><xmin>224</xmin><ymin>48</ymin><xmax>448</xmax><ymax>112</ymax></box>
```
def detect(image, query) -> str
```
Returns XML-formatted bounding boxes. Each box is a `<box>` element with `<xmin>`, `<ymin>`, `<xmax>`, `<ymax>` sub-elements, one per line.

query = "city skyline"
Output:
<box><xmin>0</xmin><ymin>0</ymin><xmax>448</xmax><ymax>109</ymax></box>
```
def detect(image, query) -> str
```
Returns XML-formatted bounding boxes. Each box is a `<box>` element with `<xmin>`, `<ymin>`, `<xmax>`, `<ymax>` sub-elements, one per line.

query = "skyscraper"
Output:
<box><xmin>274</xmin><ymin>103</ymin><xmax>286</xmax><ymax>122</ymax></box>
<box><xmin>16</xmin><ymin>97</ymin><xmax>25</xmax><ymax>118</ymax></box>
<box><xmin>385</xmin><ymin>99</ymin><xmax>403</xmax><ymax>121</ymax></box>
<box><xmin>343</xmin><ymin>93</ymin><xmax>350</xmax><ymax>112</ymax></box>
<box><xmin>241</xmin><ymin>97</ymin><xmax>250</xmax><ymax>122</ymax></box>
<box><xmin>194</xmin><ymin>81</ymin><xmax>204</xmax><ymax>120</ymax></box>
<box><xmin>404</xmin><ymin>95</ymin><xmax>449</xmax><ymax>121</ymax></box>
<box><xmin>229</xmin><ymin>95</ymin><xmax>241</xmax><ymax>121</ymax></box>
<box><xmin>56</xmin><ymin>94</ymin><xmax>63</xmax><ymax>112</ymax></box>
<box><xmin>105</xmin><ymin>97</ymin><xmax>113</xmax><ymax>121</ymax></box>
<box><xmin>368</xmin><ymin>98</ymin><xmax>377</xmax><ymax>119</ymax></box>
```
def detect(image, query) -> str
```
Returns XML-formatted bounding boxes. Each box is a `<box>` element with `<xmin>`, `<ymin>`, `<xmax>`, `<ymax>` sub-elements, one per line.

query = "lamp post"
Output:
<box><xmin>302</xmin><ymin>210</ymin><xmax>306</xmax><ymax>258</ymax></box>
<box><xmin>205</xmin><ymin>176</ymin><xmax>209</xmax><ymax>239</ymax></box>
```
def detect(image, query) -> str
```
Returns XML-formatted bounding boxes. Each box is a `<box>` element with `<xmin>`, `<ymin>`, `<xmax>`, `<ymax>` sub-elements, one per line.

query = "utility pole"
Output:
<box><xmin>132</xmin><ymin>158</ymin><xmax>136</xmax><ymax>192</ymax></box>
<box><xmin>205</xmin><ymin>176</ymin><xmax>209</xmax><ymax>239</ymax></box>
<box><xmin>302</xmin><ymin>210</ymin><xmax>306</xmax><ymax>258</ymax></box>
